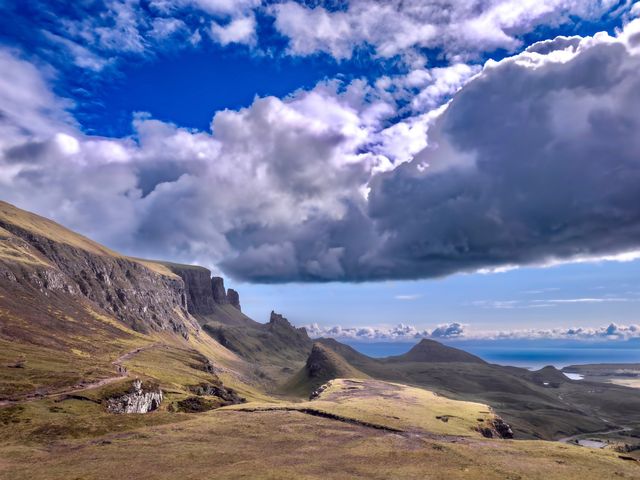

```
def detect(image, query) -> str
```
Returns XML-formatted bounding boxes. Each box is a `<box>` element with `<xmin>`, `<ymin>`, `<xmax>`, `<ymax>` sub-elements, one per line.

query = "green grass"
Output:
<box><xmin>0</xmin><ymin>394</ymin><xmax>190</xmax><ymax>446</ymax></box>
<box><xmin>0</xmin><ymin>340</ymin><xmax>116</xmax><ymax>399</ymax></box>
<box><xmin>234</xmin><ymin>378</ymin><xmax>498</xmax><ymax>438</ymax></box>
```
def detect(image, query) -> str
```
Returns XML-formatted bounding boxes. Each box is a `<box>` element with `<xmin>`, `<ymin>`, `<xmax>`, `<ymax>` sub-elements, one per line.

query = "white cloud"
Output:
<box><xmin>210</xmin><ymin>14</ymin><xmax>257</xmax><ymax>46</ymax></box>
<box><xmin>0</xmin><ymin>54</ymin><xmax>397</xmax><ymax>268</ymax></box>
<box><xmin>482</xmin><ymin>323</ymin><xmax>640</xmax><ymax>341</ymax></box>
<box><xmin>182</xmin><ymin>0</ymin><xmax>259</xmax><ymax>15</ymax></box>
<box><xmin>394</xmin><ymin>294</ymin><xmax>422</xmax><ymax>301</ymax></box>
<box><xmin>40</xmin><ymin>0</ymin><xmax>261</xmax><ymax>72</ymax></box>
<box><xmin>270</xmin><ymin>0</ymin><xmax>629</xmax><ymax>62</ymax></box>
<box><xmin>24</xmin><ymin>0</ymin><xmax>640</xmax><ymax>75</ymax></box>
<box><xmin>0</xmin><ymin>50</ymin><xmax>75</xmax><ymax>140</ymax></box>
<box><xmin>305</xmin><ymin>321</ymin><xmax>640</xmax><ymax>342</ymax></box>
<box><xmin>149</xmin><ymin>17</ymin><xmax>188</xmax><ymax>40</ymax></box>
<box><xmin>305</xmin><ymin>322</ymin><xmax>440</xmax><ymax>341</ymax></box>
<box><xmin>471</xmin><ymin>295</ymin><xmax>640</xmax><ymax>309</ymax></box>
<box><xmin>42</xmin><ymin>32</ymin><xmax>113</xmax><ymax>72</ymax></box>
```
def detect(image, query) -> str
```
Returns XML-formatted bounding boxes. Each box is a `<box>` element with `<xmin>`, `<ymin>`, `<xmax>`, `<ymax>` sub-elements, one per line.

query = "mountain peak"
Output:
<box><xmin>389</xmin><ymin>339</ymin><xmax>486</xmax><ymax>364</ymax></box>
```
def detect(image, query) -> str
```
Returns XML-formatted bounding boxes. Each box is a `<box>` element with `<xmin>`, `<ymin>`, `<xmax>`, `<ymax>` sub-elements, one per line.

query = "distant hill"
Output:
<box><xmin>386</xmin><ymin>339</ymin><xmax>486</xmax><ymax>364</ymax></box>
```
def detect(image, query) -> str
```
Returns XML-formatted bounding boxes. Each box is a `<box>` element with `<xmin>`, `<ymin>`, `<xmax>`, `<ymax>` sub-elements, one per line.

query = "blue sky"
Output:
<box><xmin>1</xmin><ymin>0</ymin><xmax>640</xmax><ymax>340</ymax></box>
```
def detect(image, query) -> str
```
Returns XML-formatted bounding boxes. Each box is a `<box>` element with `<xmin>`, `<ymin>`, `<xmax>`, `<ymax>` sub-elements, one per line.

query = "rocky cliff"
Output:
<box><xmin>211</xmin><ymin>276</ymin><xmax>228</xmax><ymax>304</ymax></box>
<box><xmin>168</xmin><ymin>267</ymin><xmax>242</xmax><ymax>316</ymax></box>
<box><xmin>0</xmin><ymin>213</ymin><xmax>195</xmax><ymax>338</ymax></box>
<box><xmin>169</xmin><ymin>265</ymin><xmax>219</xmax><ymax>316</ymax></box>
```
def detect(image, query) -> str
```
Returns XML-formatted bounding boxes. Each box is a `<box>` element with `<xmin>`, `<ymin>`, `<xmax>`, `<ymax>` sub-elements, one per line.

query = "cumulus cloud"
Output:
<box><xmin>430</xmin><ymin>322</ymin><xmax>465</xmax><ymax>338</ymax></box>
<box><xmin>2</xmin><ymin>20</ymin><xmax>640</xmax><ymax>283</ymax></box>
<box><xmin>229</xmin><ymin>19</ymin><xmax>640</xmax><ymax>282</ymax></box>
<box><xmin>305</xmin><ymin>321</ymin><xmax>640</xmax><ymax>342</ymax></box>
<box><xmin>210</xmin><ymin>14</ymin><xmax>257</xmax><ymax>46</ymax></box>
<box><xmin>0</xmin><ymin>59</ymin><xmax>400</xmax><ymax>269</ymax></box>
<box><xmin>482</xmin><ymin>323</ymin><xmax>640</xmax><ymax>341</ymax></box>
<box><xmin>305</xmin><ymin>322</ymin><xmax>461</xmax><ymax>341</ymax></box>
<box><xmin>270</xmin><ymin>0</ymin><xmax>628</xmax><ymax>61</ymax></box>
<box><xmin>26</xmin><ymin>0</ymin><xmax>636</xmax><ymax>74</ymax></box>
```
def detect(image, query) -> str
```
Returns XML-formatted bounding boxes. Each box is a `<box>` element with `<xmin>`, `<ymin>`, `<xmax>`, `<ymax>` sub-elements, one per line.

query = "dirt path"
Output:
<box><xmin>558</xmin><ymin>426</ymin><xmax>632</xmax><ymax>445</ymax></box>
<box><xmin>0</xmin><ymin>343</ymin><xmax>162</xmax><ymax>408</ymax></box>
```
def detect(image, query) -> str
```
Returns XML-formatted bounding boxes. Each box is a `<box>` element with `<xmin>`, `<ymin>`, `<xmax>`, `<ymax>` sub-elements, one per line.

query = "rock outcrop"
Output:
<box><xmin>211</xmin><ymin>276</ymin><xmax>228</xmax><ymax>305</ymax></box>
<box><xmin>479</xmin><ymin>416</ymin><xmax>514</xmax><ymax>439</ymax></box>
<box><xmin>227</xmin><ymin>288</ymin><xmax>241</xmax><ymax>311</ymax></box>
<box><xmin>189</xmin><ymin>382</ymin><xmax>245</xmax><ymax>404</ymax></box>
<box><xmin>309</xmin><ymin>380</ymin><xmax>333</xmax><ymax>400</ymax></box>
<box><xmin>268</xmin><ymin>311</ymin><xmax>309</xmax><ymax>340</ymax></box>
<box><xmin>105</xmin><ymin>380</ymin><xmax>163</xmax><ymax>414</ymax></box>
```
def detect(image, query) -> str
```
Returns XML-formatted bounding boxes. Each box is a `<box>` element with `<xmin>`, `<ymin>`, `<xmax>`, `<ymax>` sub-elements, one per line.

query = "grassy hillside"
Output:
<box><xmin>0</xmin><ymin>201</ymin><xmax>177</xmax><ymax>278</ymax></box>
<box><xmin>201</xmin><ymin>311</ymin><xmax>314</xmax><ymax>387</ymax></box>
<box><xmin>3</xmin><ymin>382</ymin><xmax>640</xmax><ymax>480</ymax></box>
<box><xmin>0</xmin><ymin>201</ymin><xmax>267</xmax><ymax>407</ymax></box>
<box><xmin>240</xmin><ymin>378</ymin><xmax>502</xmax><ymax>437</ymax></box>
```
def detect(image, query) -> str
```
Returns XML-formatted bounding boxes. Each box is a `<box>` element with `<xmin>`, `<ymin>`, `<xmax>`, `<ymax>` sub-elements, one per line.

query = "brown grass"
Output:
<box><xmin>1</xmin><ymin>408</ymin><xmax>638</xmax><ymax>480</ymax></box>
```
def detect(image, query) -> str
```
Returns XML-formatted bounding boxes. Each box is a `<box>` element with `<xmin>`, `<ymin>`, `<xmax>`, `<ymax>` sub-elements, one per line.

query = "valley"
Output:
<box><xmin>1</xmin><ymin>201</ymin><xmax>640</xmax><ymax>479</ymax></box>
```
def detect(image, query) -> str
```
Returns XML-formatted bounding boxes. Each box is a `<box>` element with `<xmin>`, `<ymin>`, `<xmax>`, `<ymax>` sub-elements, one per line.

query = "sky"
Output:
<box><xmin>1</xmin><ymin>0</ymin><xmax>640</xmax><ymax>341</ymax></box>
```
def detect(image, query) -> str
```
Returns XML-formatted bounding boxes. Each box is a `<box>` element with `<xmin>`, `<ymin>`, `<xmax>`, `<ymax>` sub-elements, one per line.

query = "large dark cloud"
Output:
<box><xmin>361</xmin><ymin>29</ymin><xmax>640</xmax><ymax>280</ymax></box>
<box><xmin>223</xmin><ymin>21</ymin><xmax>640</xmax><ymax>281</ymax></box>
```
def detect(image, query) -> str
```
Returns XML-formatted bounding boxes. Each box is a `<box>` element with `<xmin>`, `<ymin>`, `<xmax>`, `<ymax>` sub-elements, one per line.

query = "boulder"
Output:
<box><xmin>105</xmin><ymin>379</ymin><xmax>163</xmax><ymax>414</ymax></box>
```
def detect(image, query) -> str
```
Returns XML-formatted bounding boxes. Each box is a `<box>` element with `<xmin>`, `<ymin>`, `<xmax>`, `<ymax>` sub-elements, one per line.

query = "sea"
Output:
<box><xmin>344</xmin><ymin>339</ymin><xmax>640</xmax><ymax>370</ymax></box>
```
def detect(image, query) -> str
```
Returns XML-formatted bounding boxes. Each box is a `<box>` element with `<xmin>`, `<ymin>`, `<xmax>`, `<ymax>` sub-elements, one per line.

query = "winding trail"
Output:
<box><xmin>558</xmin><ymin>426</ymin><xmax>633</xmax><ymax>445</ymax></box>
<box><xmin>0</xmin><ymin>343</ymin><xmax>162</xmax><ymax>408</ymax></box>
